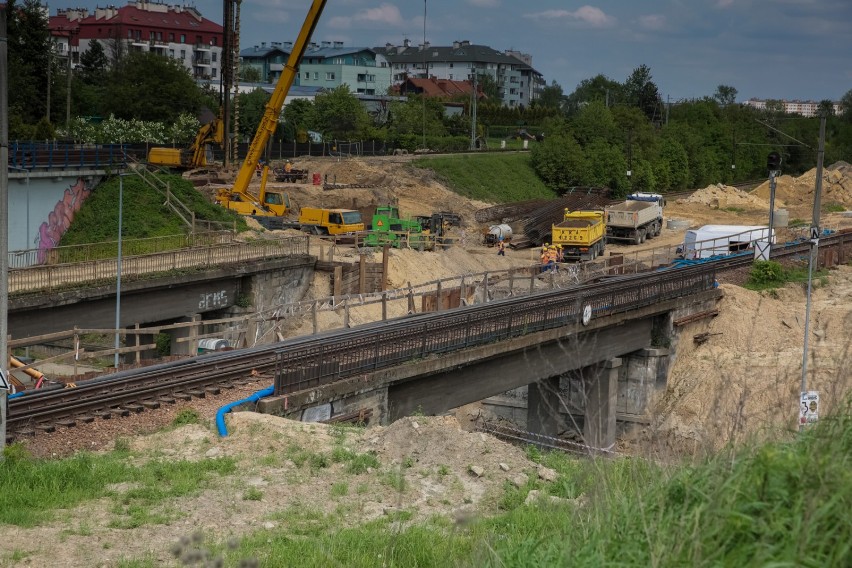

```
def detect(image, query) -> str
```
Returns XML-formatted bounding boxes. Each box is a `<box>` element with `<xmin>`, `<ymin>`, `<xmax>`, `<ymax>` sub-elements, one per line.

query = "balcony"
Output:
<box><xmin>194</xmin><ymin>56</ymin><xmax>212</xmax><ymax>66</ymax></box>
<box><xmin>194</xmin><ymin>43</ymin><xmax>212</xmax><ymax>52</ymax></box>
<box><xmin>130</xmin><ymin>39</ymin><xmax>148</xmax><ymax>49</ymax></box>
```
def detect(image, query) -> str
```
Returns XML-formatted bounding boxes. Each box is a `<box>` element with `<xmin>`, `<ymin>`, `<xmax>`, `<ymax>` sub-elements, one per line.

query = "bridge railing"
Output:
<box><xmin>9</xmin><ymin>235</ymin><xmax>310</xmax><ymax>294</ymax></box>
<box><xmin>8</xmin><ymin>142</ymin><xmax>128</xmax><ymax>171</ymax></box>
<box><xmin>274</xmin><ymin>264</ymin><xmax>719</xmax><ymax>394</ymax></box>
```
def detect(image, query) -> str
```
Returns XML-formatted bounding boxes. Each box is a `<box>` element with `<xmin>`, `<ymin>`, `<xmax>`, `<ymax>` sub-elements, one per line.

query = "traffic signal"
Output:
<box><xmin>767</xmin><ymin>152</ymin><xmax>782</xmax><ymax>171</ymax></box>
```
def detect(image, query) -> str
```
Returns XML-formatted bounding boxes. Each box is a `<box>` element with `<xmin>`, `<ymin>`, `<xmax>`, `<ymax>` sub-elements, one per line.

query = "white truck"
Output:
<box><xmin>680</xmin><ymin>225</ymin><xmax>773</xmax><ymax>259</ymax></box>
<box><xmin>604</xmin><ymin>193</ymin><xmax>665</xmax><ymax>244</ymax></box>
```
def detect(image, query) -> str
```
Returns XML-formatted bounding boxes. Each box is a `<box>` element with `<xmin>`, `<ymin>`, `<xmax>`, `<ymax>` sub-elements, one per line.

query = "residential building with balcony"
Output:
<box><xmin>374</xmin><ymin>40</ymin><xmax>544</xmax><ymax>107</ymax></box>
<box><xmin>48</xmin><ymin>1</ymin><xmax>223</xmax><ymax>80</ymax></box>
<box><xmin>298</xmin><ymin>43</ymin><xmax>391</xmax><ymax>96</ymax></box>
<box><xmin>743</xmin><ymin>98</ymin><xmax>842</xmax><ymax>117</ymax></box>
<box><xmin>240</xmin><ymin>42</ymin><xmax>293</xmax><ymax>83</ymax></box>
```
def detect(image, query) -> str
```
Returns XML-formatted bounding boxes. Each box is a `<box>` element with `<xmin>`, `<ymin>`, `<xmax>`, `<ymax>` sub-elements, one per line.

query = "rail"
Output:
<box><xmin>274</xmin><ymin>264</ymin><xmax>718</xmax><ymax>394</ymax></box>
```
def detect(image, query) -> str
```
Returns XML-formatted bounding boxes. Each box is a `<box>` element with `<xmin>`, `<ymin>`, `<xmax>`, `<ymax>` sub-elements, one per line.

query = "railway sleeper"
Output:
<box><xmin>141</xmin><ymin>400</ymin><xmax>161</xmax><ymax>410</ymax></box>
<box><xmin>187</xmin><ymin>390</ymin><xmax>206</xmax><ymax>399</ymax></box>
<box><xmin>122</xmin><ymin>404</ymin><xmax>145</xmax><ymax>413</ymax></box>
<box><xmin>56</xmin><ymin>419</ymin><xmax>77</xmax><ymax>428</ymax></box>
<box><xmin>13</xmin><ymin>428</ymin><xmax>35</xmax><ymax>438</ymax></box>
<box><xmin>205</xmin><ymin>386</ymin><xmax>221</xmax><ymax>395</ymax></box>
<box><xmin>158</xmin><ymin>396</ymin><xmax>177</xmax><ymax>404</ymax></box>
<box><xmin>173</xmin><ymin>392</ymin><xmax>193</xmax><ymax>401</ymax></box>
<box><xmin>111</xmin><ymin>407</ymin><xmax>131</xmax><ymax>417</ymax></box>
<box><xmin>76</xmin><ymin>415</ymin><xmax>96</xmax><ymax>423</ymax></box>
<box><xmin>35</xmin><ymin>423</ymin><xmax>56</xmax><ymax>433</ymax></box>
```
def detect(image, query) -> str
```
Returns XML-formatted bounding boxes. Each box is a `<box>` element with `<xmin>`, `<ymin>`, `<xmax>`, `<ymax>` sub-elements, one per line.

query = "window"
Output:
<box><xmin>128</xmin><ymin>30</ymin><xmax>133</xmax><ymax>38</ymax></box>
<box><xmin>150</xmin><ymin>31</ymin><xmax>155</xmax><ymax>40</ymax></box>
<box><xmin>313</xmin><ymin>72</ymin><xmax>319</xmax><ymax>79</ymax></box>
<box><xmin>212</xmin><ymin>53</ymin><xmax>217</xmax><ymax>62</ymax></box>
<box><xmin>169</xmin><ymin>33</ymin><xmax>175</xmax><ymax>41</ymax></box>
<box><xmin>169</xmin><ymin>49</ymin><xmax>175</xmax><ymax>58</ymax></box>
<box><xmin>180</xmin><ymin>34</ymin><xmax>186</xmax><ymax>43</ymax></box>
<box><xmin>180</xmin><ymin>49</ymin><xmax>186</xmax><ymax>59</ymax></box>
<box><xmin>449</xmin><ymin>63</ymin><xmax>453</xmax><ymax>68</ymax></box>
<box><xmin>211</xmin><ymin>37</ymin><xmax>217</xmax><ymax>46</ymax></box>
<box><xmin>304</xmin><ymin>72</ymin><xmax>310</xmax><ymax>79</ymax></box>
<box><xmin>212</xmin><ymin>68</ymin><xmax>217</xmax><ymax>77</ymax></box>
<box><xmin>157</xmin><ymin>32</ymin><xmax>162</xmax><ymax>40</ymax></box>
<box><xmin>195</xmin><ymin>35</ymin><xmax>202</xmax><ymax>44</ymax></box>
<box><xmin>325</xmin><ymin>72</ymin><xmax>335</xmax><ymax>80</ymax></box>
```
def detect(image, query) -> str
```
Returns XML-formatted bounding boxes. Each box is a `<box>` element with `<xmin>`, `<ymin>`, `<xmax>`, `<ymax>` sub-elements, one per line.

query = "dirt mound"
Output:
<box><xmin>680</xmin><ymin>183</ymin><xmax>773</xmax><ymax>209</ymax></box>
<box><xmin>652</xmin><ymin>265</ymin><xmax>852</xmax><ymax>453</ymax></box>
<box><xmin>750</xmin><ymin>161</ymin><xmax>852</xmax><ymax>210</ymax></box>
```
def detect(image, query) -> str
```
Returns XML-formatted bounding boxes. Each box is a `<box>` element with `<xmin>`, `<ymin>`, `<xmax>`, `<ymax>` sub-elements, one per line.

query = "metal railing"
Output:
<box><xmin>9</xmin><ymin>235</ymin><xmax>310</xmax><ymax>294</ymax></box>
<box><xmin>275</xmin><ymin>264</ymin><xmax>717</xmax><ymax>394</ymax></box>
<box><xmin>8</xmin><ymin>142</ymin><xmax>127</xmax><ymax>171</ymax></box>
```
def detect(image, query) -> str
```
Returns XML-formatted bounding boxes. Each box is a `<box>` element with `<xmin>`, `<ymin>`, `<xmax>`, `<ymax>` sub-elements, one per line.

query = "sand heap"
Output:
<box><xmin>750</xmin><ymin>161</ymin><xmax>852</xmax><ymax>210</ymax></box>
<box><xmin>679</xmin><ymin>183</ymin><xmax>773</xmax><ymax>209</ymax></box>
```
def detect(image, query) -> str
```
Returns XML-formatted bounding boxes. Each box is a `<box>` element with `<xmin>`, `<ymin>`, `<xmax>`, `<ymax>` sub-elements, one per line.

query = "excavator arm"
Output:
<box><xmin>229</xmin><ymin>0</ymin><xmax>328</xmax><ymax>208</ymax></box>
<box><xmin>190</xmin><ymin>114</ymin><xmax>225</xmax><ymax>167</ymax></box>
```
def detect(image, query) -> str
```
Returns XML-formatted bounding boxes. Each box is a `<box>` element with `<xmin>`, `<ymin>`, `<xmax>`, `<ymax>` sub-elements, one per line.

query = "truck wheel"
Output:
<box><xmin>655</xmin><ymin>223</ymin><xmax>662</xmax><ymax>236</ymax></box>
<box><xmin>638</xmin><ymin>230</ymin><xmax>646</xmax><ymax>244</ymax></box>
<box><xmin>633</xmin><ymin>231</ymin><xmax>642</xmax><ymax>245</ymax></box>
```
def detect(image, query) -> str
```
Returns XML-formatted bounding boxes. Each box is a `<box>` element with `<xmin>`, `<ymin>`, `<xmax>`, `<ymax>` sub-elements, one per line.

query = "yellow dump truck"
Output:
<box><xmin>298</xmin><ymin>207</ymin><xmax>365</xmax><ymax>235</ymax></box>
<box><xmin>551</xmin><ymin>209</ymin><xmax>606</xmax><ymax>261</ymax></box>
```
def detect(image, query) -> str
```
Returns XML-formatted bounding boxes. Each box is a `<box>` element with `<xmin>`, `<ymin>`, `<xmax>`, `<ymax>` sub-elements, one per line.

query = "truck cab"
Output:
<box><xmin>298</xmin><ymin>207</ymin><xmax>364</xmax><ymax>235</ymax></box>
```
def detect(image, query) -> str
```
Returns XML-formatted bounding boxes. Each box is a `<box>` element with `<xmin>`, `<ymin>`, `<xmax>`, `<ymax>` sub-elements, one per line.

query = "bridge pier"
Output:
<box><xmin>582</xmin><ymin>358</ymin><xmax>621</xmax><ymax>449</ymax></box>
<box><xmin>527</xmin><ymin>376</ymin><xmax>561</xmax><ymax>437</ymax></box>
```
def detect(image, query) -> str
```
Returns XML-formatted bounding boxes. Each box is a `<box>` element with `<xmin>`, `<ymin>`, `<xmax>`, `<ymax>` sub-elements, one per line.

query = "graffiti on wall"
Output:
<box><xmin>36</xmin><ymin>178</ymin><xmax>91</xmax><ymax>264</ymax></box>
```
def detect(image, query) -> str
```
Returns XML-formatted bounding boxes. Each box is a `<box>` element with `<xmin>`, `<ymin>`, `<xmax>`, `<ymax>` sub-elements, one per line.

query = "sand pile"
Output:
<box><xmin>750</xmin><ymin>161</ymin><xmax>852</xmax><ymax>210</ymax></box>
<box><xmin>679</xmin><ymin>183</ymin><xmax>773</xmax><ymax>209</ymax></box>
<box><xmin>652</xmin><ymin>265</ymin><xmax>852</xmax><ymax>453</ymax></box>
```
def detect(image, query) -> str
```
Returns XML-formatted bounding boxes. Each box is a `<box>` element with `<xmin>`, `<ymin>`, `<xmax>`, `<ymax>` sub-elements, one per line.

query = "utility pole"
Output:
<box><xmin>469</xmin><ymin>73</ymin><xmax>477</xmax><ymax>150</ymax></box>
<box><xmin>1</xmin><ymin>5</ymin><xmax>11</xmax><ymax>454</ymax></box>
<box><xmin>66</xmin><ymin>30</ymin><xmax>75</xmax><ymax>133</ymax></box>
<box><xmin>222</xmin><ymin>0</ymin><xmax>233</xmax><ymax>169</ymax></box>
<box><xmin>421</xmin><ymin>0</ymin><xmax>427</xmax><ymax>150</ymax></box>
<box><xmin>799</xmin><ymin>115</ymin><xmax>826</xmax><ymax>430</ymax></box>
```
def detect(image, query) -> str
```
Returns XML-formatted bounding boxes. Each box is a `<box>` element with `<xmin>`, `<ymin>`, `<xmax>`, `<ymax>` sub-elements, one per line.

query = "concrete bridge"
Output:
<box><xmin>256</xmin><ymin>265</ymin><xmax>721</xmax><ymax>448</ymax></box>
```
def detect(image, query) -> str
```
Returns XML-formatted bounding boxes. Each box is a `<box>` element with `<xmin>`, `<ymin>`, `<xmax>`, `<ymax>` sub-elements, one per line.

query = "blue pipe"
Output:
<box><xmin>215</xmin><ymin>385</ymin><xmax>275</xmax><ymax>437</ymax></box>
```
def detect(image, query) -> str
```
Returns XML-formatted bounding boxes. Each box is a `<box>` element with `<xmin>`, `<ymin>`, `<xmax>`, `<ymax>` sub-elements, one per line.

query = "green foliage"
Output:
<box><xmin>530</xmin><ymin>130</ymin><xmax>589</xmax><ymax>193</ymax></box>
<box><xmin>412</xmin><ymin>153</ymin><xmax>556</xmax><ymax>202</ymax></box>
<box><xmin>310</xmin><ymin>85</ymin><xmax>372</xmax><ymax>139</ymax></box>
<box><xmin>823</xmin><ymin>202</ymin><xmax>846</xmax><ymax>213</ymax></box>
<box><xmin>330</xmin><ymin>446</ymin><xmax>380</xmax><ymax>474</ymax></box>
<box><xmin>389</xmin><ymin>96</ymin><xmax>448</xmax><ymax>138</ymax></box>
<box><xmin>0</xmin><ymin>449</ymin><xmax>235</xmax><ymax>527</ymax></box>
<box><xmin>747</xmin><ymin>260</ymin><xmax>785</xmax><ymax>288</ymax></box>
<box><xmin>7</xmin><ymin>0</ymin><xmax>52</xmax><ymax>125</ymax></box>
<box><xmin>103</xmin><ymin>52</ymin><xmax>203</xmax><ymax>122</ymax></box>
<box><xmin>155</xmin><ymin>333</ymin><xmax>171</xmax><ymax>357</ymax></box>
<box><xmin>206</xmin><ymin>405</ymin><xmax>852</xmax><ymax>567</ymax></box>
<box><xmin>243</xmin><ymin>487</ymin><xmax>264</xmax><ymax>501</ymax></box>
<box><xmin>172</xmin><ymin>409</ymin><xmax>201</xmax><ymax>427</ymax></box>
<box><xmin>59</xmin><ymin>173</ymin><xmax>245</xmax><ymax>246</ymax></box>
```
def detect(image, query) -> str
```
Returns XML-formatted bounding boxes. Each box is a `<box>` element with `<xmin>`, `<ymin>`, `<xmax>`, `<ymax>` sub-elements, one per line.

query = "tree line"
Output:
<box><xmin>7</xmin><ymin>0</ymin><xmax>852</xmax><ymax>195</ymax></box>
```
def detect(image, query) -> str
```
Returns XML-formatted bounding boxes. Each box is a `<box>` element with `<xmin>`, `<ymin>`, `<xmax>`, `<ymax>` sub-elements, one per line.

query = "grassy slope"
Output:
<box><xmin>60</xmin><ymin>173</ymin><xmax>246</xmax><ymax>246</ymax></box>
<box><xmin>4</xmin><ymin>405</ymin><xmax>849</xmax><ymax>567</ymax></box>
<box><xmin>412</xmin><ymin>153</ymin><xmax>556</xmax><ymax>203</ymax></box>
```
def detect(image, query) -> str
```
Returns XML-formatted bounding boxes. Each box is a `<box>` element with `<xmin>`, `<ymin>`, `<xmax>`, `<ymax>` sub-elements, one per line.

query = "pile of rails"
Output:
<box><xmin>483</xmin><ymin>187</ymin><xmax>616</xmax><ymax>249</ymax></box>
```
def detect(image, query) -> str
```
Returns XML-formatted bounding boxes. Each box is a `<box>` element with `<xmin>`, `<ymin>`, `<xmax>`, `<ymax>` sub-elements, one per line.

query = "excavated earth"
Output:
<box><xmin>5</xmin><ymin>157</ymin><xmax>852</xmax><ymax>567</ymax></box>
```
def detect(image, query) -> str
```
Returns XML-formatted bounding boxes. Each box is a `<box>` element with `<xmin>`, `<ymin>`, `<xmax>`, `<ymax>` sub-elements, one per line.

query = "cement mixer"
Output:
<box><xmin>484</xmin><ymin>224</ymin><xmax>513</xmax><ymax>246</ymax></box>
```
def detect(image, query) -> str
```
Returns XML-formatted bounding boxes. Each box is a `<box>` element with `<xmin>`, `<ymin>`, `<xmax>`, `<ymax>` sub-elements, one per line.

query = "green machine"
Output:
<box><xmin>363</xmin><ymin>205</ymin><xmax>430</xmax><ymax>250</ymax></box>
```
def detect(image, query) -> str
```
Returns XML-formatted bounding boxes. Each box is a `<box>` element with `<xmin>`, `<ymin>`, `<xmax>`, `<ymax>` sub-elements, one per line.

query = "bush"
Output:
<box><xmin>748</xmin><ymin>260</ymin><xmax>784</xmax><ymax>287</ymax></box>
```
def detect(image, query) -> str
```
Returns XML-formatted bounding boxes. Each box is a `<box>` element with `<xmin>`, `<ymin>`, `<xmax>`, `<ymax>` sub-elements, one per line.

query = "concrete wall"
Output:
<box><xmin>7</xmin><ymin>172</ymin><xmax>103</xmax><ymax>261</ymax></box>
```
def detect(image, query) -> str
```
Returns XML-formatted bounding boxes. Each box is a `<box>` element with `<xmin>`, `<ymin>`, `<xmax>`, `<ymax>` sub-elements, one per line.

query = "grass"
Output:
<box><xmin>0</xmin><ymin>443</ymin><xmax>236</xmax><ymax>527</ymax></box>
<box><xmin>745</xmin><ymin>260</ymin><xmax>829</xmax><ymax>291</ymax></box>
<box><xmin>412</xmin><ymin>153</ymin><xmax>556</xmax><ymax>203</ymax></box>
<box><xmin>823</xmin><ymin>202</ymin><xmax>846</xmax><ymax>213</ymax></box>
<box><xmin>193</xmin><ymin>404</ymin><xmax>851</xmax><ymax>567</ymax></box>
<box><xmin>60</xmin><ymin>172</ymin><xmax>247</xmax><ymax>248</ymax></box>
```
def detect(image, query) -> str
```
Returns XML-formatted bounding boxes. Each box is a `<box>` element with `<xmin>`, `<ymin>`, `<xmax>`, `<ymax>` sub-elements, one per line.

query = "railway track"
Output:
<box><xmin>476</xmin><ymin>422</ymin><xmax>618</xmax><ymax>457</ymax></box>
<box><xmin>6</xmin><ymin>231</ymin><xmax>849</xmax><ymax>444</ymax></box>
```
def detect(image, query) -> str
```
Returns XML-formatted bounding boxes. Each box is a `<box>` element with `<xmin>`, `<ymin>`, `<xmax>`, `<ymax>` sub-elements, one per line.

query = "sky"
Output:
<box><xmin>57</xmin><ymin>0</ymin><xmax>852</xmax><ymax>102</ymax></box>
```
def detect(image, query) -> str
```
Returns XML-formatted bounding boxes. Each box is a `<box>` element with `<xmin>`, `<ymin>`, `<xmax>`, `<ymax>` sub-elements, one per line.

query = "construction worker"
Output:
<box><xmin>547</xmin><ymin>246</ymin><xmax>558</xmax><ymax>273</ymax></box>
<box><xmin>284</xmin><ymin>160</ymin><xmax>293</xmax><ymax>174</ymax></box>
<box><xmin>540</xmin><ymin>246</ymin><xmax>550</xmax><ymax>272</ymax></box>
<box><xmin>497</xmin><ymin>238</ymin><xmax>505</xmax><ymax>256</ymax></box>
<box><xmin>556</xmin><ymin>244</ymin><xmax>564</xmax><ymax>263</ymax></box>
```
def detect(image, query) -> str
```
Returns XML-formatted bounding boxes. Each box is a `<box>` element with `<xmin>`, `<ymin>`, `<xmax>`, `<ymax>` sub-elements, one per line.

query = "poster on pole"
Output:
<box><xmin>754</xmin><ymin>241</ymin><xmax>771</xmax><ymax>261</ymax></box>
<box><xmin>0</xmin><ymin>369</ymin><xmax>10</xmax><ymax>391</ymax></box>
<box><xmin>799</xmin><ymin>391</ymin><xmax>819</xmax><ymax>426</ymax></box>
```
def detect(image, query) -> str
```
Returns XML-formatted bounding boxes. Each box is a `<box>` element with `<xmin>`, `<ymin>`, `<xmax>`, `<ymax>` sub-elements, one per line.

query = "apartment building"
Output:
<box><xmin>743</xmin><ymin>98</ymin><xmax>842</xmax><ymax>117</ymax></box>
<box><xmin>241</xmin><ymin>41</ymin><xmax>392</xmax><ymax>96</ymax></box>
<box><xmin>49</xmin><ymin>1</ymin><xmax>223</xmax><ymax>80</ymax></box>
<box><xmin>374</xmin><ymin>40</ymin><xmax>544</xmax><ymax>107</ymax></box>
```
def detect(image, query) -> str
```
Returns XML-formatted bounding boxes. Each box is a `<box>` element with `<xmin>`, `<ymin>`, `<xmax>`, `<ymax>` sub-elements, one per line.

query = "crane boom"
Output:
<box><xmin>230</xmin><ymin>0</ymin><xmax>328</xmax><ymax>201</ymax></box>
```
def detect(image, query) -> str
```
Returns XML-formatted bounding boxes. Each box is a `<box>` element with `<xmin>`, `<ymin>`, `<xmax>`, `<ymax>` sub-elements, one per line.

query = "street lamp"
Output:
<box><xmin>114</xmin><ymin>174</ymin><xmax>126</xmax><ymax>368</ymax></box>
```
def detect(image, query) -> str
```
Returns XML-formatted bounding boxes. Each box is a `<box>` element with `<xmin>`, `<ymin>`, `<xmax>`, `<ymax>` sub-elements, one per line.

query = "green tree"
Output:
<box><xmin>240</xmin><ymin>66</ymin><xmax>262</xmax><ymax>83</ymax></box>
<box><xmin>388</xmin><ymin>95</ymin><xmax>447</xmax><ymax>136</ymax></box>
<box><xmin>713</xmin><ymin>85</ymin><xmax>738</xmax><ymax>106</ymax></box>
<box><xmin>623</xmin><ymin>64</ymin><xmax>661</xmax><ymax>122</ymax></box>
<box><xmin>309</xmin><ymin>85</ymin><xmax>371</xmax><ymax>139</ymax></box>
<box><xmin>476</xmin><ymin>73</ymin><xmax>500</xmax><ymax>101</ymax></box>
<box><xmin>536</xmin><ymin>81</ymin><xmax>565</xmax><ymax>112</ymax></box>
<box><xmin>571</xmin><ymin>100</ymin><xmax>619</xmax><ymax>146</ymax></box>
<box><xmin>840</xmin><ymin>89</ymin><xmax>852</xmax><ymax>122</ymax></box>
<box><xmin>530</xmin><ymin>127</ymin><xmax>588</xmax><ymax>193</ymax></box>
<box><xmin>564</xmin><ymin>74</ymin><xmax>623</xmax><ymax>116</ymax></box>
<box><xmin>234</xmin><ymin>88</ymin><xmax>270</xmax><ymax>140</ymax></box>
<box><xmin>103</xmin><ymin>52</ymin><xmax>203</xmax><ymax>122</ymax></box>
<box><xmin>817</xmin><ymin>100</ymin><xmax>836</xmax><ymax>117</ymax></box>
<box><xmin>78</xmin><ymin>39</ymin><xmax>109</xmax><ymax>85</ymax></box>
<box><xmin>7</xmin><ymin>0</ymin><xmax>52</xmax><ymax>125</ymax></box>
<box><xmin>584</xmin><ymin>139</ymin><xmax>629</xmax><ymax>196</ymax></box>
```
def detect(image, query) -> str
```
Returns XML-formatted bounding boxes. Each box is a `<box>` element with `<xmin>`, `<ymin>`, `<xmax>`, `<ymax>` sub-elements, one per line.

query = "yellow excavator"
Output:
<box><xmin>148</xmin><ymin>113</ymin><xmax>225</xmax><ymax>169</ymax></box>
<box><xmin>214</xmin><ymin>0</ymin><xmax>328</xmax><ymax>220</ymax></box>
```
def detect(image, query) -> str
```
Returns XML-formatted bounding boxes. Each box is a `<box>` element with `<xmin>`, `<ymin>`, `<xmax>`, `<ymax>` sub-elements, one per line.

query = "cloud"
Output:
<box><xmin>716</xmin><ymin>0</ymin><xmax>734</xmax><ymax>7</ymax></box>
<box><xmin>638</xmin><ymin>14</ymin><xmax>667</xmax><ymax>31</ymax></box>
<box><xmin>523</xmin><ymin>5</ymin><xmax>615</xmax><ymax>28</ymax></box>
<box><xmin>468</xmin><ymin>0</ymin><xmax>501</xmax><ymax>6</ymax></box>
<box><xmin>328</xmin><ymin>3</ymin><xmax>406</xmax><ymax>30</ymax></box>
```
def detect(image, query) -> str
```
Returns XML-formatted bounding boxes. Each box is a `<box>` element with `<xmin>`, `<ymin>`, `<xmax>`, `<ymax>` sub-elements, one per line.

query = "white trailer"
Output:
<box><xmin>680</xmin><ymin>225</ymin><xmax>774</xmax><ymax>259</ymax></box>
<box><xmin>604</xmin><ymin>193</ymin><xmax>665</xmax><ymax>244</ymax></box>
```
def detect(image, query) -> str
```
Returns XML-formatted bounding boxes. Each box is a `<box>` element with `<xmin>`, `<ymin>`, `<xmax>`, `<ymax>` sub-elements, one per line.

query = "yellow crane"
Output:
<box><xmin>215</xmin><ymin>0</ymin><xmax>328</xmax><ymax>218</ymax></box>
